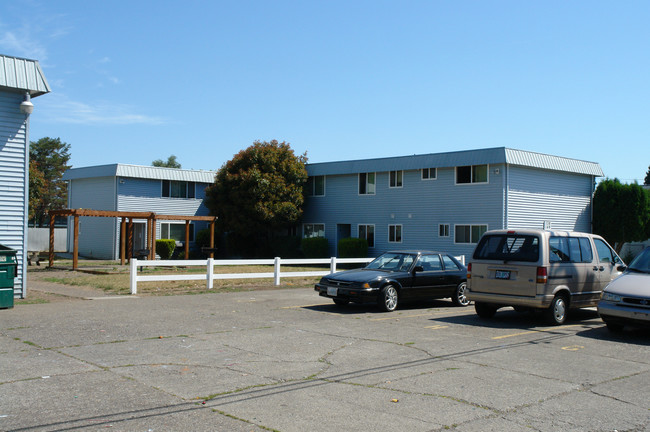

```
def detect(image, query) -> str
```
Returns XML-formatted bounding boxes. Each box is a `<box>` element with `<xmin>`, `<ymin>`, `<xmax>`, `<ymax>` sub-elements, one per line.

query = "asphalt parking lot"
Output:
<box><xmin>1</xmin><ymin>282</ymin><xmax>649</xmax><ymax>432</ymax></box>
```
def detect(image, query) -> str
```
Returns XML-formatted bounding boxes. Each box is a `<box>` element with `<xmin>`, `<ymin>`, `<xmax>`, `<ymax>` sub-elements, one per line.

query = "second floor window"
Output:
<box><xmin>422</xmin><ymin>168</ymin><xmax>437</xmax><ymax>180</ymax></box>
<box><xmin>306</xmin><ymin>175</ymin><xmax>325</xmax><ymax>196</ymax></box>
<box><xmin>359</xmin><ymin>172</ymin><xmax>376</xmax><ymax>195</ymax></box>
<box><xmin>162</xmin><ymin>180</ymin><xmax>195</xmax><ymax>198</ymax></box>
<box><xmin>456</xmin><ymin>164</ymin><xmax>488</xmax><ymax>184</ymax></box>
<box><xmin>389</xmin><ymin>170</ymin><xmax>403</xmax><ymax>188</ymax></box>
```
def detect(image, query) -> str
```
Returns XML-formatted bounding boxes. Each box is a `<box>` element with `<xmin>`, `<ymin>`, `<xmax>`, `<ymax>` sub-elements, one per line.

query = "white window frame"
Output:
<box><xmin>454</xmin><ymin>224</ymin><xmax>487</xmax><ymax>244</ymax></box>
<box><xmin>160</xmin><ymin>222</ymin><xmax>195</xmax><ymax>242</ymax></box>
<box><xmin>358</xmin><ymin>172</ymin><xmax>376</xmax><ymax>195</ymax></box>
<box><xmin>439</xmin><ymin>224</ymin><xmax>450</xmax><ymax>237</ymax></box>
<box><xmin>358</xmin><ymin>224</ymin><xmax>375</xmax><ymax>248</ymax></box>
<box><xmin>303</xmin><ymin>223</ymin><xmax>325</xmax><ymax>238</ymax></box>
<box><xmin>388</xmin><ymin>224</ymin><xmax>402</xmax><ymax>243</ymax></box>
<box><xmin>389</xmin><ymin>170</ymin><xmax>403</xmax><ymax>188</ymax></box>
<box><xmin>162</xmin><ymin>180</ymin><xmax>196</xmax><ymax>199</ymax></box>
<box><xmin>455</xmin><ymin>164</ymin><xmax>489</xmax><ymax>185</ymax></box>
<box><xmin>421</xmin><ymin>168</ymin><xmax>437</xmax><ymax>180</ymax></box>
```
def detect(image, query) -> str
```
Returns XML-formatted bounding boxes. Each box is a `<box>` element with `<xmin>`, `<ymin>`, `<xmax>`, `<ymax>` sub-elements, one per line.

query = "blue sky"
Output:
<box><xmin>2</xmin><ymin>0</ymin><xmax>648</xmax><ymax>182</ymax></box>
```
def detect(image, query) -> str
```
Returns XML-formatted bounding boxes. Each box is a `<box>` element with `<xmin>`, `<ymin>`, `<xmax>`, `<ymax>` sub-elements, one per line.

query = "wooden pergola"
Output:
<box><xmin>48</xmin><ymin>209</ymin><xmax>217</xmax><ymax>270</ymax></box>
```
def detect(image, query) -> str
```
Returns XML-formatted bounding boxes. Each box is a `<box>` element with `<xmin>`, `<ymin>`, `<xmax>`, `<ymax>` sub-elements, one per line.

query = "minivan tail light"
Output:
<box><xmin>467</xmin><ymin>263</ymin><xmax>472</xmax><ymax>279</ymax></box>
<box><xmin>536</xmin><ymin>266</ymin><xmax>547</xmax><ymax>284</ymax></box>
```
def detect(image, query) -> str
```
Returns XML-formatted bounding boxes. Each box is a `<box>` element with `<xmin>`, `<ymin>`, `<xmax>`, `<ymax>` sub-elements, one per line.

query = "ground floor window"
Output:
<box><xmin>455</xmin><ymin>224</ymin><xmax>487</xmax><ymax>244</ymax></box>
<box><xmin>303</xmin><ymin>223</ymin><xmax>325</xmax><ymax>238</ymax></box>
<box><xmin>161</xmin><ymin>222</ymin><xmax>195</xmax><ymax>242</ymax></box>
<box><xmin>439</xmin><ymin>224</ymin><xmax>450</xmax><ymax>237</ymax></box>
<box><xmin>358</xmin><ymin>224</ymin><xmax>375</xmax><ymax>248</ymax></box>
<box><xmin>389</xmin><ymin>224</ymin><xmax>402</xmax><ymax>243</ymax></box>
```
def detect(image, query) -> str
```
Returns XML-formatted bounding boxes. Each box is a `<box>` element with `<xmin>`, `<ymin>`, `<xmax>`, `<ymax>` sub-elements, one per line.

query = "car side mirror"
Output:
<box><xmin>617</xmin><ymin>265</ymin><xmax>627</xmax><ymax>272</ymax></box>
<box><xmin>413</xmin><ymin>265</ymin><xmax>424</xmax><ymax>273</ymax></box>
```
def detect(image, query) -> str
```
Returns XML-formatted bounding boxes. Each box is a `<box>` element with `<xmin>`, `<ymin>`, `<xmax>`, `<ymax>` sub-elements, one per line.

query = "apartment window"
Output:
<box><xmin>456</xmin><ymin>165</ymin><xmax>488</xmax><ymax>184</ymax></box>
<box><xmin>303</xmin><ymin>223</ymin><xmax>325</xmax><ymax>238</ymax></box>
<box><xmin>358</xmin><ymin>224</ymin><xmax>375</xmax><ymax>248</ymax></box>
<box><xmin>161</xmin><ymin>222</ymin><xmax>195</xmax><ymax>242</ymax></box>
<box><xmin>389</xmin><ymin>224</ymin><xmax>402</xmax><ymax>243</ymax></box>
<box><xmin>359</xmin><ymin>172</ymin><xmax>376</xmax><ymax>195</ymax></box>
<box><xmin>389</xmin><ymin>170</ymin><xmax>403</xmax><ymax>188</ymax></box>
<box><xmin>455</xmin><ymin>224</ymin><xmax>487</xmax><ymax>244</ymax></box>
<box><xmin>162</xmin><ymin>180</ymin><xmax>196</xmax><ymax>198</ymax></box>
<box><xmin>439</xmin><ymin>224</ymin><xmax>450</xmax><ymax>237</ymax></box>
<box><xmin>422</xmin><ymin>168</ymin><xmax>437</xmax><ymax>180</ymax></box>
<box><xmin>306</xmin><ymin>175</ymin><xmax>325</xmax><ymax>196</ymax></box>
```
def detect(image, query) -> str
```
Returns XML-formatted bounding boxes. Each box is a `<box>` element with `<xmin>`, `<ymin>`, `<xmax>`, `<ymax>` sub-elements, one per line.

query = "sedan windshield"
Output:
<box><xmin>366</xmin><ymin>252</ymin><xmax>416</xmax><ymax>272</ymax></box>
<box><xmin>628</xmin><ymin>248</ymin><xmax>650</xmax><ymax>274</ymax></box>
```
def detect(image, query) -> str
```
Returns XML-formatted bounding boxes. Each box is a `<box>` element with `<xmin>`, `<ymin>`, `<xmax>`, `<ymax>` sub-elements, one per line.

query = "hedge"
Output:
<box><xmin>338</xmin><ymin>237</ymin><xmax>368</xmax><ymax>258</ymax></box>
<box><xmin>155</xmin><ymin>239</ymin><xmax>176</xmax><ymax>260</ymax></box>
<box><xmin>301</xmin><ymin>237</ymin><xmax>329</xmax><ymax>258</ymax></box>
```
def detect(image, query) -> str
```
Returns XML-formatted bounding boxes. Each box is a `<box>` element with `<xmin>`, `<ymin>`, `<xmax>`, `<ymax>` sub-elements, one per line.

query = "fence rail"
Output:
<box><xmin>129</xmin><ymin>257</ymin><xmax>374</xmax><ymax>294</ymax></box>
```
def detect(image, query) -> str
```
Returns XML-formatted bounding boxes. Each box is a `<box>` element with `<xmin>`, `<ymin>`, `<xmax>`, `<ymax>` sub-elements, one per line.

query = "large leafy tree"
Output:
<box><xmin>644</xmin><ymin>165</ymin><xmax>650</xmax><ymax>186</ymax></box>
<box><xmin>152</xmin><ymin>155</ymin><xmax>181</xmax><ymax>168</ymax></box>
<box><xmin>593</xmin><ymin>178</ymin><xmax>650</xmax><ymax>252</ymax></box>
<box><xmin>205</xmin><ymin>140</ymin><xmax>308</xmax><ymax>255</ymax></box>
<box><xmin>29</xmin><ymin>137</ymin><xmax>72</xmax><ymax>227</ymax></box>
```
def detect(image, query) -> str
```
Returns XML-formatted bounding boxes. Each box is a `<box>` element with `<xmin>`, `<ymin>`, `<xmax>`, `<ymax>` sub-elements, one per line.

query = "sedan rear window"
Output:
<box><xmin>473</xmin><ymin>234</ymin><xmax>539</xmax><ymax>262</ymax></box>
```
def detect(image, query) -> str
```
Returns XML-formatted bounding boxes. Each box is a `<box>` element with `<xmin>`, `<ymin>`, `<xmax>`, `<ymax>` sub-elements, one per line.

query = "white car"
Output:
<box><xmin>598</xmin><ymin>247</ymin><xmax>650</xmax><ymax>332</ymax></box>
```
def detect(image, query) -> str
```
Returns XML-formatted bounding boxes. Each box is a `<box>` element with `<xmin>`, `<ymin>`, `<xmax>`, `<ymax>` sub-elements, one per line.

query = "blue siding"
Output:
<box><xmin>303</xmin><ymin>165</ymin><xmax>505</xmax><ymax>260</ymax></box>
<box><xmin>0</xmin><ymin>92</ymin><xmax>28</xmax><ymax>296</ymax></box>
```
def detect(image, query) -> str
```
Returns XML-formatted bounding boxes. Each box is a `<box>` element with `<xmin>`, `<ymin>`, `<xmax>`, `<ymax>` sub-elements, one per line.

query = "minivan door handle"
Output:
<box><xmin>593</xmin><ymin>266</ymin><xmax>604</xmax><ymax>271</ymax></box>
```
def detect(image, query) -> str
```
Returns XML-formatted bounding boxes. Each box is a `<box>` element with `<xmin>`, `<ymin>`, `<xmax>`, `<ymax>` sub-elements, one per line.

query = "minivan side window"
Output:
<box><xmin>549</xmin><ymin>236</ymin><xmax>595</xmax><ymax>263</ymax></box>
<box><xmin>473</xmin><ymin>234</ymin><xmax>539</xmax><ymax>262</ymax></box>
<box><xmin>593</xmin><ymin>238</ymin><xmax>615</xmax><ymax>263</ymax></box>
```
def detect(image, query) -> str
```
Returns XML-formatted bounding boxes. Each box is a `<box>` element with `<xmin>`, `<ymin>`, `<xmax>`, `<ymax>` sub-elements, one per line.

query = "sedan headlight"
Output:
<box><xmin>601</xmin><ymin>292</ymin><xmax>622</xmax><ymax>302</ymax></box>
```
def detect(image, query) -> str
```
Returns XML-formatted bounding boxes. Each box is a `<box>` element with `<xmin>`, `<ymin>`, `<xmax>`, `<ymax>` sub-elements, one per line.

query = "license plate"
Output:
<box><xmin>495</xmin><ymin>270</ymin><xmax>511</xmax><ymax>280</ymax></box>
<box><xmin>327</xmin><ymin>287</ymin><xmax>338</xmax><ymax>297</ymax></box>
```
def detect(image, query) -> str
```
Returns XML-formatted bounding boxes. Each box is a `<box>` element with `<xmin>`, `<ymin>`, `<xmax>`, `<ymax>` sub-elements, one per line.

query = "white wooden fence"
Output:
<box><xmin>129</xmin><ymin>257</ymin><xmax>374</xmax><ymax>295</ymax></box>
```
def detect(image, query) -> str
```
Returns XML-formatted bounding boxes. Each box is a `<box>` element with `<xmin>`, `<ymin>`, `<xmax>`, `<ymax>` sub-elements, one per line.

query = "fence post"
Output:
<box><xmin>207</xmin><ymin>258</ymin><xmax>214</xmax><ymax>289</ymax></box>
<box><xmin>330</xmin><ymin>257</ymin><xmax>337</xmax><ymax>274</ymax></box>
<box><xmin>130</xmin><ymin>258</ymin><xmax>138</xmax><ymax>295</ymax></box>
<box><xmin>274</xmin><ymin>257</ymin><xmax>281</xmax><ymax>286</ymax></box>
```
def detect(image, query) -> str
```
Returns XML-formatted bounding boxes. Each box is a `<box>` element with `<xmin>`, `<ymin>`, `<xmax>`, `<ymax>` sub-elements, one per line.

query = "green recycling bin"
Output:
<box><xmin>0</xmin><ymin>244</ymin><xmax>17</xmax><ymax>309</ymax></box>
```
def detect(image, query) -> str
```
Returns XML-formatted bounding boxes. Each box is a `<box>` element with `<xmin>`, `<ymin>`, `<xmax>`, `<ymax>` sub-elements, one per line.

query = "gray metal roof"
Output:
<box><xmin>0</xmin><ymin>54</ymin><xmax>51</xmax><ymax>97</ymax></box>
<box><xmin>306</xmin><ymin>147</ymin><xmax>603</xmax><ymax>177</ymax></box>
<box><xmin>63</xmin><ymin>164</ymin><xmax>217</xmax><ymax>183</ymax></box>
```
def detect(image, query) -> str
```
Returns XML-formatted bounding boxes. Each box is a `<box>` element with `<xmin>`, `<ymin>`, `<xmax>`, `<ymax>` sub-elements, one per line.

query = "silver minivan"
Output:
<box><xmin>467</xmin><ymin>229</ymin><xmax>623</xmax><ymax>325</ymax></box>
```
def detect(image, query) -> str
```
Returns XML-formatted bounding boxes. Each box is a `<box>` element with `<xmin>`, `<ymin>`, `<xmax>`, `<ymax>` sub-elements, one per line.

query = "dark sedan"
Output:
<box><xmin>315</xmin><ymin>251</ymin><xmax>469</xmax><ymax>312</ymax></box>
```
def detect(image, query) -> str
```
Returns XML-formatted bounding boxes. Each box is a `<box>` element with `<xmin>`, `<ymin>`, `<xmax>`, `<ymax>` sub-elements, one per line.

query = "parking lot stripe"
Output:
<box><xmin>492</xmin><ymin>324</ymin><xmax>581</xmax><ymax>339</ymax></box>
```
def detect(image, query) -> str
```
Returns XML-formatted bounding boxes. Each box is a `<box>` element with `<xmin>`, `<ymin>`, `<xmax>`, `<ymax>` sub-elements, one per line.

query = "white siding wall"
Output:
<box><xmin>0</xmin><ymin>92</ymin><xmax>28</xmax><ymax>296</ymax></box>
<box><xmin>506</xmin><ymin>166</ymin><xmax>593</xmax><ymax>232</ymax></box>
<box><xmin>67</xmin><ymin>177</ymin><xmax>117</xmax><ymax>259</ymax></box>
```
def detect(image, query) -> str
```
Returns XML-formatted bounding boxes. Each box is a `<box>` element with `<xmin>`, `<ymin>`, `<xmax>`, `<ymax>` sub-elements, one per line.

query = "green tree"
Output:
<box><xmin>29</xmin><ymin>137</ymin><xmax>72</xmax><ymax>227</ymax></box>
<box><xmin>644</xmin><ymin>165</ymin><xmax>650</xmax><ymax>186</ymax></box>
<box><xmin>204</xmin><ymin>140</ymin><xmax>308</xmax><ymax>256</ymax></box>
<box><xmin>28</xmin><ymin>161</ymin><xmax>46</xmax><ymax>222</ymax></box>
<box><xmin>152</xmin><ymin>155</ymin><xmax>181</xmax><ymax>168</ymax></box>
<box><xmin>593</xmin><ymin>178</ymin><xmax>650</xmax><ymax>252</ymax></box>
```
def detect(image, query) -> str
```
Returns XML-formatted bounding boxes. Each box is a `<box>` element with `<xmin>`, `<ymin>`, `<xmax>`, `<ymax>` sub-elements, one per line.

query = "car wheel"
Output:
<box><xmin>603</xmin><ymin>318</ymin><xmax>624</xmax><ymax>332</ymax></box>
<box><xmin>451</xmin><ymin>282</ymin><xmax>470</xmax><ymax>307</ymax></box>
<box><xmin>333</xmin><ymin>298</ymin><xmax>349</xmax><ymax>307</ymax></box>
<box><xmin>545</xmin><ymin>295</ymin><xmax>568</xmax><ymax>325</ymax></box>
<box><xmin>474</xmin><ymin>302</ymin><xmax>497</xmax><ymax>319</ymax></box>
<box><xmin>378</xmin><ymin>285</ymin><xmax>398</xmax><ymax>312</ymax></box>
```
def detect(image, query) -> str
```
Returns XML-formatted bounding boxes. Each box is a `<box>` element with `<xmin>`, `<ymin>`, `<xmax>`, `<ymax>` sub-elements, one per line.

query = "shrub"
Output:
<box><xmin>338</xmin><ymin>237</ymin><xmax>368</xmax><ymax>258</ymax></box>
<box><xmin>271</xmin><ymin>236</ymin><xmax>302</xmax><ymax>258</ymax></box>
<box><xmin>301</xmin><ymin>237</ymin><xmax>329</xmax><ymax>258</ymax></box>
<box><xmin>156</xmin><ymin>239</ymin><xmax>176</xmax><ymax>260</ymax></box>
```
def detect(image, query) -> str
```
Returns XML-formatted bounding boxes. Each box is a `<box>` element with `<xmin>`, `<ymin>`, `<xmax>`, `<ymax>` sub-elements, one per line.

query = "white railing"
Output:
<box><xmin>129</xmin><ymin>257</ymin><xmax>374</xmax><ymax>295</ymax></box>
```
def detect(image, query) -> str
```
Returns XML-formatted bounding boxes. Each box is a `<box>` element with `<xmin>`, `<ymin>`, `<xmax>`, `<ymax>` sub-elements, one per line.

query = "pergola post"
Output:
<box><xmin>120</xmin><ymin>218</ymin><xmax>126</xmax><ymax>265</ymax></box>
<box><xmin>73</xmin><ymin>215</ymin><xmax>79</xmax><ymax>270</ymax></box>
<box><xmin>149</xmin><ymin>216</ymin><xmax>156</xmax><ymax>260</ymax></box>
<box><xmin>209</xmin><ymin>220</ymin><xmax>215</xmax><ymax>259</ymax></box>
<box><xmin>48</xmin><ymin>213</ymin><xmax>55</xmax><ymax>267</ymax></box>
<box><xmin>184</xmin><ymin>220</ymin><xmax>190</xmax><ymax>260</ymax></box>
<box><xmin>127</xmin><ymin>218</ymin><xmax>133</xmax><ymax>261</ymax></box>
